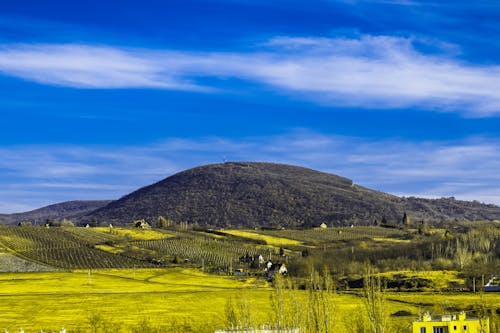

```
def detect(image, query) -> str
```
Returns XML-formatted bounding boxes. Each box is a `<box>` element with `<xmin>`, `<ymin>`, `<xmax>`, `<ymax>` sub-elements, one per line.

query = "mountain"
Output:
<box><xmin>0</xmin><ymin>200</ymin><xmax>113</xmax><ymax>225</ymax></box>
<box><xmin>85</xmin><ymin>162</ymin><xmax>500</xmax><ymax>227</ymax></box>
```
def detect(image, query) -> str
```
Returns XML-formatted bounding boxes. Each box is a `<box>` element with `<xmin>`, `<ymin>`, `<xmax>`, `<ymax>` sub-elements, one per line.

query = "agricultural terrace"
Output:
<box><xmin>0</xmin><ymin>226</ymin><xmax>287</xmax><ymax>271</ymax></box>
<box><xmin>0</xmin><ymin>226</ymin><xmax>151</xmax><ymax>269</ymax></box>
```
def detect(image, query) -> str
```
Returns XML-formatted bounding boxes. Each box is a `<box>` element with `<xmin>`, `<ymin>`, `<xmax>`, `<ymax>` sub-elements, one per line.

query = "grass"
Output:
<box><xmin>221</xmin><ymin>230</ymin><xmax>303</xmax><ymax>246</ymax></box>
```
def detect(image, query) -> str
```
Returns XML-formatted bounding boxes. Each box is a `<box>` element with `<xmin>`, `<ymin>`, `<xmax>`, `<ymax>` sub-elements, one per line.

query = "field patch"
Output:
<box><xmin>94</xmin><ymin>244</ymin><xmax>124</xmax><ymax>254</ymax></box>
<box><xmin>221</xmin><ymin>230</ymin><xmax>303</xmax><ymax>246</ymax></box>
<box><xmin>255</xmin><ymin>227</ymin><xmax>408</xmax><ymax>245</ymax></box>
<box><xmin>94</xmin><ymin>227</ymin><xmax>175</xmax><ymax>241</ymax></box>
<box><xmin>373</xmin><ymin>237</ymin><xmax>411</xmax><ymax>243</ymax></box>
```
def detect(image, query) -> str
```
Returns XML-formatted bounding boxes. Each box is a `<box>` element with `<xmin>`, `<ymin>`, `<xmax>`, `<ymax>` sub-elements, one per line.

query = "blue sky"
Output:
<box><xmin>1</xmin><ymin>0</ymin><xmax>500</xmax><ymax>213</ymax></box>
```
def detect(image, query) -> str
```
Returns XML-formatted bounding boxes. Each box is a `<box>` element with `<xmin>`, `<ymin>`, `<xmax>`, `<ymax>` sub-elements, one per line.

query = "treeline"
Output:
<box><xmin>285</xmin><ymin>223</ymin><xmax>500</xmax><ymax>289</ymax></box>
<box><xmin>222</xmin><ymin>266</ymin><xmax>499</xmax><ymax>333</ymax></box>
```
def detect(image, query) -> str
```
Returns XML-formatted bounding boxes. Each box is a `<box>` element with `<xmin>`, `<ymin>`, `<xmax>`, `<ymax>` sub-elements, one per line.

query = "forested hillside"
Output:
<box><xmin>84</xmin><ymin>162</ymin><xmax>500</xmax><ymax>227</ymax></box>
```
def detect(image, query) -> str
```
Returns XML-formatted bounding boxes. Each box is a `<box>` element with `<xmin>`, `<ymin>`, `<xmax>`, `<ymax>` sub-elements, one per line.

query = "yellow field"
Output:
<box><xmin>0</xmin><ymin>268</ymin><xmax>270</xmax><ymax>332</ymax></box>
<box><xmin>0</xmin><ymin>268</ymin><xmax>497</xmax><ymax>332</ymax></box>
<box><xmin>373</xmin><ymin>237</ymin><xmax>411</xmax><ymax>243</ymax></box>
<box><xmin>94</xmin><ymin>244</ymin><xmax>124</xmax><ymax>254</ymax></box>
<box><xmin>94</xmin><ymin>227</ymin><xmax>175</xmax><ymax>240</ymax></box>
<box><xmin>222</xmin><ymin>230</ymin><xmax>303</xmax><ymax>246</ymax></box>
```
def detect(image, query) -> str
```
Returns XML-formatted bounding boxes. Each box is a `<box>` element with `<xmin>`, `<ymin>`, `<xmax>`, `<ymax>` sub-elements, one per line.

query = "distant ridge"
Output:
<box><xmin>83</xmin><ymin>162</ymin><xmax>500</xmax><ymax>227</ymax></box>
<box><xmin>0</xmin><ymin>200</ymin><xmax>113</xmax><ymax>225</ymax></box>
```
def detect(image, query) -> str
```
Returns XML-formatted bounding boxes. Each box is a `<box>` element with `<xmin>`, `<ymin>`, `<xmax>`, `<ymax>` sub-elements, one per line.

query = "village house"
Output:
<box><xmin>264</xmin><ymin>261</ymin><xmax>287</xmax><ymax>277</ymax></box>
<box><xmin>412</xmin><ymin>312</ymin><xmax>489</xmax><ymax>333</ymax></box>
<box><xmin>133</xmin><ymin>219</ymin><xmax>151</xmax><ymax>229</ymax></box>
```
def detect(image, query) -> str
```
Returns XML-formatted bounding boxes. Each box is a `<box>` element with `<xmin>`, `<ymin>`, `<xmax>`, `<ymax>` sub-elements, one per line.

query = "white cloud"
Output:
<box><xmin>1</xmin><ymin>36</ymin><xmax>500</xmax><ymax>115</ymax></box>
<box><xmin>0</xmin><ymin>44</ymin><xmax>206</xmax><ymax>90</ymax></box>
<box><xmin>1</xmin><ymin>133</ymin><xmax>500</xmax><ymax>213</ymax></box>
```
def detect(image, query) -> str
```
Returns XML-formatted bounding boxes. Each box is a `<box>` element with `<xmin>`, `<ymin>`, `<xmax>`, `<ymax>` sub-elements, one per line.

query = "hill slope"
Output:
<box><xmin>85</xmin><ymin>162</ymin><xmax>500</xmax><ymax>227</ymax></box>
<box><xmin>0</xmin><ymin>200</ymin><xmax>113</xmax><ymax>225</ymax></box>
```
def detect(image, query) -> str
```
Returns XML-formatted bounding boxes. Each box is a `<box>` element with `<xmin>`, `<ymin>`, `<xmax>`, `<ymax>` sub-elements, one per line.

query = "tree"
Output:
<box><xmin>60</xmin><ymin>219</ymin><xmax>75</xmax><ymax>227</ymax></box>
<box><xmin>402</xmin><ymin>212</ymin><xmax>410</xmax><ymax>227</ymax></box>
<box><xmin>305</xmin><ymin>268</ymin><xmax>337</xmax><ymax>333</ymax></box>
<box><xmin>224</xmin><ymin>295</ymin><xmax>253</xmax><ymax>330</ymax></box>
<box><xmin>156</xmin><ymin>216</ymin><xmax>170</xmax><ymax>229</ymax></box>
<box><xmin>454</xmin><ymin>238</ymin><xmax>472</xmax><ymax>270</ymax></box>
<box><xmin>363</xmin><ymin>265</ymin><xmax>389</xmax><ymax>333</ymax></box>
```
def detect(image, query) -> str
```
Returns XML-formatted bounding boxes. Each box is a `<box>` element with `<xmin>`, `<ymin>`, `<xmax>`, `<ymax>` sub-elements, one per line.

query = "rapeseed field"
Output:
<box><xmin>0</xmin><ymin>268</ymin><xmax>497</xmax><ymax>332</ymax></box>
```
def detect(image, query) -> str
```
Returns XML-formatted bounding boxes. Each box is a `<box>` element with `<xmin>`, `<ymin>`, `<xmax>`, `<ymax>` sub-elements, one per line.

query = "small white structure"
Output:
<box><xmin>484</xmin><ymin>275</ymin><xmax>500</xmax><ymax>292</ymax></box>
<box><xmin>319</xmin><ymin>223</ymin><xmax>328</xmax><ymax>229</ymax></box>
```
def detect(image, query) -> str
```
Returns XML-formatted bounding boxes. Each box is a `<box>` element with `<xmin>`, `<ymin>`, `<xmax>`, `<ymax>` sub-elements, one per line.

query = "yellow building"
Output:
<box><xmin>412</xmin><ymin>312</ymin><xmax>489</xmax><ymax>333</ymax></box>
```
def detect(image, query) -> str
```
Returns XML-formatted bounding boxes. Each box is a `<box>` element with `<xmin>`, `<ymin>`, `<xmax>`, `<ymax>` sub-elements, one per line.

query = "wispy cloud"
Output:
<box><xmin>1</xmin><ymin>35</ymin><xmax>500</xmax><ymax>115</ymax></box>
<box><xmin>0</xmin><ymin>44</ymin><xmax>208</xmax><ymax>90</ymax></box>
<box><xmin>1</xmin><ymin>133</ymin><xmax>500</xmax><ymax>213</ymax></box>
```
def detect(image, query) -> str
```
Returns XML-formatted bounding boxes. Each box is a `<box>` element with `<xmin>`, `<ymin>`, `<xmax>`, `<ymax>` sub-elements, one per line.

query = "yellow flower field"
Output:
<box><xmin>0</xmin><ymin>268</ymin><xmax>270</xmax><ymax>332</ymax></box>
<box><xmin>0</xmin><ymin>268</ymin><xmax>497</xmax><ymax>332</ymax></box>
<box><xmin>221</xmin><ymin>230</ymin><xmax>303</xmax><ymax>246</ymax></box>
<box><xmin>93</xmin><ymin>227</ymin><xmax>175</xmax><ymax>241</ymax></box>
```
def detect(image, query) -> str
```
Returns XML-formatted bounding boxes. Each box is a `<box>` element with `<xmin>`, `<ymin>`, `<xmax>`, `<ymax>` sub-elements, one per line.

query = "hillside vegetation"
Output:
<box><xmin>84</xmin><ymin>162</ymin><xmax>500</xmax><ymax>228</ymax></box>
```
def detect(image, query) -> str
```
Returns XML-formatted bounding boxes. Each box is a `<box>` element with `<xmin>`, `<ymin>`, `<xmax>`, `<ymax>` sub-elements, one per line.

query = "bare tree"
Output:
<box><xmin>363</xmin><ymin>264</ymin><xmax>389</xmax><ymax>333</ymax></box>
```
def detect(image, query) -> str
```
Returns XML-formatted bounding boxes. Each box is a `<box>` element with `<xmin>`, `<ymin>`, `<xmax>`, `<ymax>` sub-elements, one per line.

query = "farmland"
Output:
<box><xmin>0</xmin><ymin>223</ymin><xmax>498</xmax><ymax>332</ymax></box>
<box><xmin>0</xmin><ymin>268</ymin><xmax>498</xmax><ymax>332</ymax></box>
<box><xmin>0</xmin><ymin>268</ymin><xmax>270</xmax><ymax>332</ymax></box>
<box><xmin>0</xmin><ymin>226</ymin><xmax>282</xmax><ymax>271</ymax></box>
